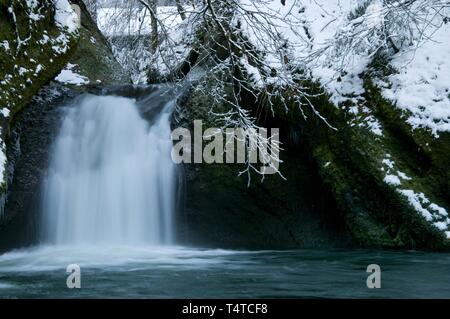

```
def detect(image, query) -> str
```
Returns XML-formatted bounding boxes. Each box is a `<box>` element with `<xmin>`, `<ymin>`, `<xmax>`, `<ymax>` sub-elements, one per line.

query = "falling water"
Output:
<box><xmin>41</xmin><ymin>92</ymin><xmax>176</xmax><ymax>246</ymax></box>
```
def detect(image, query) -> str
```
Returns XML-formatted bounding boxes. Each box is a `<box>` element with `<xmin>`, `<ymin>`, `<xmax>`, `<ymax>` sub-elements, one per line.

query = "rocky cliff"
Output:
<box><xmin>0</xmin><ymin>0</ymin><xmax>78</xmax><ymax>212</ymax></box>
<box><xmin>172</xmin><ymin>2</ymin><xmax>450</xmax><ymax>250</ymax></box>
<box><xmin>0</xmin><ymin>0</ymin><xmax>129</xmax><ymax>251</ymax></box>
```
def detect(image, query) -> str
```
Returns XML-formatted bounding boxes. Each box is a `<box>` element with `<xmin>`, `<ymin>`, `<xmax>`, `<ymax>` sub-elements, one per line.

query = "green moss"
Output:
<box><xmin>177</xmin><ymin>74</ymin><xmax>351</xmax><ymax>248</ymax></box>
<box><xmin>0</xmin><ymin>0</ymin><xmax>78</xmax><ymax>203</ymax></box>
<box><xmin>69</xmin><ymin>19</ymin><xmax>130</xmax><ymax>85</ymax></box>
<box><xmin>365</xmin><ymin>77</ymin><xmax>450</xmax><ymax>204</ymax></box>
<box><xmin>254</xmin><ymin>77</ymin><xmax>449</xmax><ymax>249</ymax></box>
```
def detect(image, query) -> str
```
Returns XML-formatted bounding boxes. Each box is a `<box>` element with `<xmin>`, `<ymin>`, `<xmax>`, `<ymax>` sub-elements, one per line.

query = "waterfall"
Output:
<box><xmin>41</xmin><ymin>91</ymin><xmax>176</xmax><ymax>246</ymax></box>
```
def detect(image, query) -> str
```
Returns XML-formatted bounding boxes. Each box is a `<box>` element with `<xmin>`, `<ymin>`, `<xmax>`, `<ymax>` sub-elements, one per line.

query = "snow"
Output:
<box><xmin>429</xmin><ymin>204</ymin><xmax>448</xmax><ymax>217</ymax></box>
<box><xmin>0</xmin><ymin>108</ymin><xmax>9</xmax><ymax>118</ymax></box>
<box><xmin>39</xmin><ymin>35</ymin><xmax>50</xmax><ymax>45</ymax></box>
<box><xmin>236</xmin><ymin>1</ymin><xmax>386</xmax><ymax>136</ymax></box>
<box><xmin>0</xmin><ymin>1</ymin><xmax>80</xmax><ymax>196</ymax></box>
<box><xmin>0</xmin><ymin>41</ymin><xmax>10</xmax><ymax>51</ymax></box>
<box><xmin>380</xmin><ymin>9</ymin><xmax>450</xmax><ymax>136</ymax></box>
<box><xmin>35</xmin><ymin>64</ymin><xmax>44</xmax><ymax>75</ymax></box>
<box><xmin>384</xmin><ymin>174</ymin><xmax>401</xmax><ymax>186</ymax></box>
<box><xmin>98</xmin><ymin>6</ymin><xmax>186</xmax><ymax>37</ymax></box>
<box><xmin>25</xmin><ymin>0</ymin><xmax>39</xmax><ymax>9</ymax></box>
<box><xmin>399</xmin><ymin>189</ymin><xmax>433</xmax><ymax>221</ymax></box>
<box><xmin>363</xmin><ymin>117</ymin><xmax>383</xmax><ymax>136</ymax></box>
<box><xmin>382</xmin><ymin>158</ymin><xmax>395</xmax><ymax>169</ymax></box>
<box><xmin>240</xmin><ymin>56</ymin><xmax>263</xmax><ymax>88</ymax></box>
<box><xmin>55</xmin><ymin>64</ymin><xmax>89</xmax><ymax>86</ymax></box>
<box><xmin>365</xmin><ymin>0</ymin><xmax>384</xmax><ymax>29</ymax></box>
<box><xmin>236</xmin><ymin>0</ymin><xmax>449</xmax><ymax>138</ymax></box>
<box><xmin>54</xmin><ymin>0</ymin><xmax>79</xmax><ymax>33</ymax></box>
<box><xmin>381</xmin><ymin>156</ymin><xmax>407</xmax><ymax>185</ymax></box>
<box><xmin>398</xmin><ymin>189</ymin><xmax>449</xmax><ymax>234</ymax></box>
<box><xmin>380</xmin><ymin>153</ymin><xmax>449</xmax><ymax>235</ymax></box>
<box><xmin>52</xmin><ymin>34</ymin><xmax>72</xmax><ymax>54</ymax></box>
<box><xmin>293</xmin><ymin>1</ymin><xmax>360</xmax><ymax>98</ymax></box>
<box><xmin>397</xmin><ymin>171</ymin><xmax>411</xmax><ymax>181</ymax></box>
<box><xmin>98</xmin><ymin>5</ymin><xmax>195</xmax><ymax>83</ymax></box>
<box><xmin>18</xmin><ymin>67</ymin><xmax>28</xmax><ymax>76</ymax></box>
<box><xmin>0</xmin><ymin>136</ymin><xmax>6</xmax><ymax>190</ymax></box>
<box><xmin>434</xmin><ymin>221</ymin><xmax>448</xmax><ymax>231</ymax></box>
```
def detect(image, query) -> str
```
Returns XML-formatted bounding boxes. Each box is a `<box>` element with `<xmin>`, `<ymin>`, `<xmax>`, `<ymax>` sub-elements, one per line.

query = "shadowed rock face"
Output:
<box><xmin>174</xmin><ymin>71</ymin><xmax>449</xmax><ymax>250</ymax></box>
<box><xmin>0</xmin><ymin>84</ymin><xmax>77</xmax><ymax>252</ymax></box>
<box><xmin>173</xmin><ymin>87</ymin><xmax>352</xmax><ymax>250</ymax></box>
<box><xmin>163</xmin><ymin>12</ymin><xmax>449</xmax><ymax>249</ymax></box>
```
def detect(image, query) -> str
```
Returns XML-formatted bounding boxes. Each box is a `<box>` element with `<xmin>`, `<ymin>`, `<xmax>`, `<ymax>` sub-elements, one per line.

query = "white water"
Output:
<box><xmin>41</xmin><ymin>94</ymin><xmax>176</xmax><ymax>246</ymax></box>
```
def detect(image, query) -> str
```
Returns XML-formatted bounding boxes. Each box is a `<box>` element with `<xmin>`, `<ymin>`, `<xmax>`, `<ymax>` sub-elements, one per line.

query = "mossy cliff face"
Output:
<box><xmin>177</xmin><ymin>77</ymin><xmax>449</xmax><ymax>250</ymax></box>
<box><xmin>67</xmin><ymin>0</ymin><xmax>129</xmax><ymax>85</ymax></box>
<box><xmin>175</xmin><ymin>35</ymin><xmax>449</xmax><ymax>249</ymax></box>
<box><xmin>275</xmin><ymin>81</ymin><xmax>449</xmax><ymax>250</ymax></box>
<box><xmin>174</xmin><ymin>84</ymin><xmax>352</xmax><ymax>249</ymax></box>
<box><xmin>0</xmin><ymin>0</ymin><xmax>78</xmax><ymax>211</ymax></box>
<box><xmin>0</xmin><ymin>0</ymin><xmax>78</xmax><ymax>118</ymax></box>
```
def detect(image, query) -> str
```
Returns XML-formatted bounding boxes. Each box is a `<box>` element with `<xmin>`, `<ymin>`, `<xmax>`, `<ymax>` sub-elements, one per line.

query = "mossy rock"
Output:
<box><xmin>68</xmin><ymin>0</ymin><xmax>130</xmax><ymax>85</ymax></box>
<box><xmin>0</xmin><ymin>0</ymin><xmax>78</xmax><ymax>202</ymax></box>
<box><xmin>178</xmin><ymin>63</ymin><xmax>449</xmax><ymax>249</ymax></box>
<box><xmin>266</xmin><ymin>78</ymin><xmax>449</xmax><ymax>249</ymax></box>
<box><xmin>175</xmin><ymin>79</ymin><xmax>351</xmax><ymax>249</ymax></box>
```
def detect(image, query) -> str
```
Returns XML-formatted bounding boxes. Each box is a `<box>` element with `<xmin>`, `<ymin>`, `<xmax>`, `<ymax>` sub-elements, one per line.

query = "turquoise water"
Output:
<box><xmin>0</xmin><ymin>246</ymin><xmax>449</xmax><ymax>298</ymax></box>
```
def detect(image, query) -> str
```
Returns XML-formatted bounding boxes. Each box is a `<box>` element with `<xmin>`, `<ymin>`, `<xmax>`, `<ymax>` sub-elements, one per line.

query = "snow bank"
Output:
<box><xmin>381</xmin><ymin>22</ymin><xmax>450</xmax><ymax>136</ymax></box>
<box><xmin>55</xmin><ymin>63</ymin><xmax>89</xmax><ymax>86</ymax></box>
<box><xmin>54</xmin><ymin>0</ymin><xmax>79</xmax><ymax>33</ymax></box>
<box><xmin>398</xmin><ymin>189</ymin><xmax>450</xmax><ymax>238</ymax></box>
<box><xmin>0</xmin><ymin>1</ymin><xmax>79</xmax><ymax>214</ymax></box>
<box><xmin>381</xmin><ymin>153</ymin><xmax>449</xmax><ymax>238</ymax></box>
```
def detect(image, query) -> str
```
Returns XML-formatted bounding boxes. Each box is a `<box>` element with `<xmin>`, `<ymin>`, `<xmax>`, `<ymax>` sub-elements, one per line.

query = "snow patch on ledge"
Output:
<box><xmin>398</xmin><ymin>189</ymin><xmax>450</xmax><ymax>237</ymax></box>
<box><xmin>1</xmin><ymin>108</ymin><xmax>10</xmax><ymax>118</ymax></box>
<box><xmin>380</xmin><ymin>154</ymin><xmax>449</xmax><ymax>238</ymax></box>
<box><xmin>55</xmin><ymin>64</ymin><xmax>89</xmax><ymax>86</ymax></box>
<box><xmin>54</xmin><ymin>0</ymin><xmax>79</xmax><ymax>34</ymax></box>
<box><xmin>384</xmin><ymin>174</ymin><xmax>401</xmax><ymax>186</ymax></box>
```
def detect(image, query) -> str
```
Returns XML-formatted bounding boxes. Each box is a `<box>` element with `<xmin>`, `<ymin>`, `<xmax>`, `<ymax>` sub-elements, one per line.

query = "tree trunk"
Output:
<box><xmin>175</xmin><ymin>0</ymin><xmax>186</xmax><ymax>20</ymax></box>
<box><xmin>139</xmin><ymin>0</ymin><xmax>159</xmax><ymax>53</ymax></box>
<box><xmin>149</xmin><ymin>0</ymin><xmax>158</xmax><ymax>54</ymax></box>
<box><xmin>84</xmin><ymin>0</ymin><xmax>98</xmax><ymax>24</ymax></box>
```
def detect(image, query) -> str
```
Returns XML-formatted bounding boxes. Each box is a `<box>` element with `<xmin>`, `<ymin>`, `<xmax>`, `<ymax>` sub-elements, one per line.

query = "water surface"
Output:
<box><xmin>0</xmin><ymin>246</ymin><xmax>448</xmax><ymax>298</ymax></box>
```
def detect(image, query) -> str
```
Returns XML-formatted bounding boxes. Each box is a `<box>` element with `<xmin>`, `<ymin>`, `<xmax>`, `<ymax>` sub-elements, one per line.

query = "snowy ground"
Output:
<box><xmin>380</xmin><ymin>23</ymin><xmax>450</xmax><ymax>137</ymax></box>
<box><xmin>238</xmin><ymin>0</ymin><xmax>449</xmax><ymax>135</ymax></box>
<box><xmin>55</xmin><ymin>63</ymin><xmax>89</xmax><ymax>86</ymax></box>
